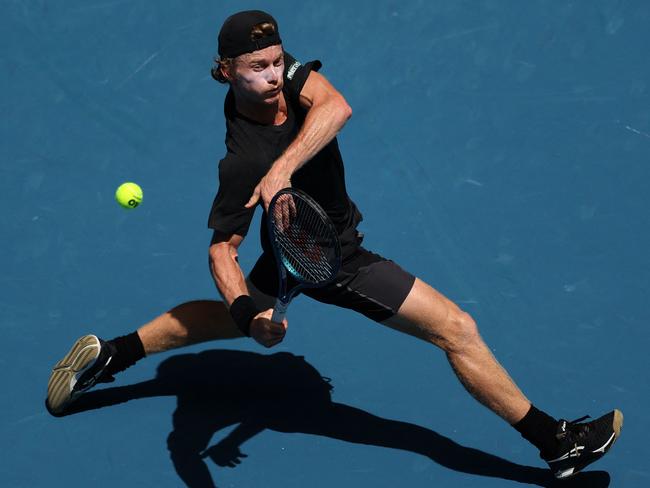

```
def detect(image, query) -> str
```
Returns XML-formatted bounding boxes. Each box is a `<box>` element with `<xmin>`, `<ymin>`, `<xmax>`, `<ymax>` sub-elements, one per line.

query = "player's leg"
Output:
<box><xmin>308</xmin><ymin>249</ymin><xmax>529</xmax><ymax>422</ymax></box>
<box><xmin>138</xmin><ymin>300</ymin><xmax>242</xmax><ymax>354</ymax></box>
<box><xmin>384</xmin><ymin>277</ymin><xmax>622</xmax><ymax>478</ymax></box>
<box><xmin>306</xmin><ymin>247</ymin><xmax>622</xmax><ymax>478</ymax></box>
<box><xmin>46</xmin><ymin>300</ymin><xmax>243</xmax><ymax>415</ymax></box>
<box><xmin>46</xmin><ymin>254</ymin><xmax>279</xmax><ymax>415</ymax></box>
<box><xmin>383</xmin><ymin>277</ymin><xmax>530</xmax><ymax>424</ymax></box>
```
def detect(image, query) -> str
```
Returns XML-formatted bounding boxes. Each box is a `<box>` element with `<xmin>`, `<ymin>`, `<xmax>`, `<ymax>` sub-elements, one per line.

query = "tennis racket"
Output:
<box><xmin>267</xmin><ymin>188</ymin><xmax>341</xmax><ymax>323</ymax></box>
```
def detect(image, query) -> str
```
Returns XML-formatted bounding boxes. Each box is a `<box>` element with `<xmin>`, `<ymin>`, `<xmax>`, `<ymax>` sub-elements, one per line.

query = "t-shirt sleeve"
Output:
<box><xmin>207</xmin><ymin>156</ymin><xmax>258</xmax><ymax>236</ymax></box>
<box><xmin>283</xmin><ymin>51</ymin><xmax>322</xmax><ymax>105</ymax></box>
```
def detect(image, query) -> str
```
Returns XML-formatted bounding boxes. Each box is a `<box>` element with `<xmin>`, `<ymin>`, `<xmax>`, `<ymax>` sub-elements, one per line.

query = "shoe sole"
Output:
<box><xmin>46</xmin><ymin>335</ymin><xmax>101</xmax><ymax>415</ymax></box>
<box><xmin>555</xmin><ymin>409</ymin><xmax>624</xmax><ymax>479</ymax></box>
<box><xmin>613</xmin><ymin>409</ymin><xmax>624</xmax><ymax>437</ymax></box>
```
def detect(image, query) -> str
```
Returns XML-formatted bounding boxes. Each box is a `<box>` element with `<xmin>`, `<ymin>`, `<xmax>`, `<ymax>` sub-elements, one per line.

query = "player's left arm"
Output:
<box><xmin>245</xmin><ymin>71</ymin><xmax>352</xmax><ymax>210</ymax></box>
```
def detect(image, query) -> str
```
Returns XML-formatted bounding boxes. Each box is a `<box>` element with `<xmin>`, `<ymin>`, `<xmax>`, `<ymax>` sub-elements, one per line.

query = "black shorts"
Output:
<box><xmin>248</xmin><ymin>247</ymin><xmax>416</xmax><ymax>322</ymax></box>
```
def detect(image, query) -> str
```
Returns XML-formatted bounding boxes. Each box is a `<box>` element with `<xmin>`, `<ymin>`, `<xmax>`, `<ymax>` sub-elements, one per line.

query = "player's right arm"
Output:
<box><xmin>208</xmin><ymin>231</ymin><xmax>287</xmax><ymax>347</ymax></box>
<box><xmin>208</xmin><ymin>231</ymin><xmax>248</xmax><ymax>304</ymax></box>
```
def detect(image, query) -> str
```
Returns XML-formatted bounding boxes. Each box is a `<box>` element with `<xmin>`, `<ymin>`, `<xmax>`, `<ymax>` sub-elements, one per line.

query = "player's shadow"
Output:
<box><xmin>61</xmin><ymin>350</ymin><xmax>609</xmax><ymax>488</ymax></box>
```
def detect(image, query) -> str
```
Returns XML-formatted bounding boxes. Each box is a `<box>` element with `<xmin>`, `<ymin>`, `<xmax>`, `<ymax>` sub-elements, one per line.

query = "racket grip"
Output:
<box><xmin>271</xmin><ymin>299</ymin><xmax>288</xmax><ymax>323</ymax></box>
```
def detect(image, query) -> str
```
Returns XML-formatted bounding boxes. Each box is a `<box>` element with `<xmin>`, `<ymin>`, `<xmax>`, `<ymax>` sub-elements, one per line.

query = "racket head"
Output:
<box><xmin>267</xmin><ymin>188</ymin><xmax>341</xmax><ymax>287</ymax></box>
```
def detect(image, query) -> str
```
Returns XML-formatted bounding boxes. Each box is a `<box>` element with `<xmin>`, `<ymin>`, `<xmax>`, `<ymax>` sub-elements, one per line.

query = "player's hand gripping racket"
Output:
<box><xmin>267</xmin><ymin>188</ymin><xmax>341</xmax><ymax>323</ymax></box>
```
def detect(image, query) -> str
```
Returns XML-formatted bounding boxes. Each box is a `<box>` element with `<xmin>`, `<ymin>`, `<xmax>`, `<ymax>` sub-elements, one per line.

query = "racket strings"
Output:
<box><xmin>271</xmin><ymin>196</ymin><xmax>338</xmax><ymax>284</ymax></box>
<box><xmin>276</xmin><ymin>224</ymin><xmax>333</xmax><ymax>281</ymax></box>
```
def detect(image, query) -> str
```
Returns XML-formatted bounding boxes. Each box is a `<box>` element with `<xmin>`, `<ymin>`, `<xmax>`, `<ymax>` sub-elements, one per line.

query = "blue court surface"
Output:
<box><xmin>2</xmin><ymin>1</ymin><xmax>649</xmax><ymax>487</ymax></box>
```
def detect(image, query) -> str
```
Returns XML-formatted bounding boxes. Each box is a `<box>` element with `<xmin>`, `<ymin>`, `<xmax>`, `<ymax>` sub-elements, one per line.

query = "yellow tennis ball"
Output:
<box><xmin>115</xmin><ymin>182</ymin><xmax>143</xmax><ymax>209</ymax></box>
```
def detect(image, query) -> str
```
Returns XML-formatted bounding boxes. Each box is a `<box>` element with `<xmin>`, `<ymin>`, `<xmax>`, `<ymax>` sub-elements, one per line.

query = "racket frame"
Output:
<box><xmin>267</xmin><ymin>188</ymin><xmax>341</xmax><ymax>323</ymax></box>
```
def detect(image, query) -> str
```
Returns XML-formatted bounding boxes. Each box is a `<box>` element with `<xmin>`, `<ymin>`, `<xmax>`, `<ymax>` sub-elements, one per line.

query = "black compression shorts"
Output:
<box><xmin>248</xmin><ymin>247</ymin><xmax>416</xmax><ymax>322</ymax></box>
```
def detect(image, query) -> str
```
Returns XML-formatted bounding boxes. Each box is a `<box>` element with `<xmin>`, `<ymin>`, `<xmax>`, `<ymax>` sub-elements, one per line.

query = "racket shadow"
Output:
<box><xmin>60</xmin><ymin>350</ymin><xmax>609</xmax><ymax>488</ymax></box>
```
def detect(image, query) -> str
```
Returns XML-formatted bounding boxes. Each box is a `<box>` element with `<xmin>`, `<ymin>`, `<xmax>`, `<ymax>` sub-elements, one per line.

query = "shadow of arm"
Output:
<box><xmin>201</xmin><ymin>419</ymin><xmax>266</xmax><ymax>468</ymax></box>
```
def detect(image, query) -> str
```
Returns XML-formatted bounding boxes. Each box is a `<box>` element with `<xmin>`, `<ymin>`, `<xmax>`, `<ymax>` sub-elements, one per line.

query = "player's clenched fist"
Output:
<box><xmin>249</xmin><ymin>309</ymin><xmax>288</xmax><ymax>348</ymax></box>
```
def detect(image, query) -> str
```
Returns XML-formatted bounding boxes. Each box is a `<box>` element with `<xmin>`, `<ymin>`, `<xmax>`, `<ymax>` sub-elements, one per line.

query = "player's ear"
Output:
<box><xmin>220</xmin><ymin>63</ymin><xmax>232</xmax><ymax>82</ymax></box>
<box><xmin>211</xmin><ymin>57</ymin><xmax>235</xmax><ymax>83</ymax></box>
<box><xmin>221</xmin><ymin>56</ymin><xmax>240</xmax><ymax>83</ymax></box>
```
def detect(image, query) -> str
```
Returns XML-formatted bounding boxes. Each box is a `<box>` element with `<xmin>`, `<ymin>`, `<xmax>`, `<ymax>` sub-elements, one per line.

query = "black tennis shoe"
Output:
<box><xmin>542</xmin><ymin>409</ymin><xmax>623</xmax><ymax>479</ymax></box>
<box><xmin>46</xmin><ymin>335</ymin><xmax>116</xmax><ymax>415</ymax></box>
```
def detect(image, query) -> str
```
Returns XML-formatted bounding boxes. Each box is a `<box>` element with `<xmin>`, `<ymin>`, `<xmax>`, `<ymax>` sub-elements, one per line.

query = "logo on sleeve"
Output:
<box><xmin>287</xmin><ymin>61</ymin><xmax>301</xmax><ymax>80</ymax></box>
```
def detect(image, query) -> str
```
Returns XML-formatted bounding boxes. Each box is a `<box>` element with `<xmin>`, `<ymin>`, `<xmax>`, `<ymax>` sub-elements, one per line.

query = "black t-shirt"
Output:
<box><xmin>207</xmin><ymin>52</ymin><xmax>363</xmax><ymax>259</ymax></box>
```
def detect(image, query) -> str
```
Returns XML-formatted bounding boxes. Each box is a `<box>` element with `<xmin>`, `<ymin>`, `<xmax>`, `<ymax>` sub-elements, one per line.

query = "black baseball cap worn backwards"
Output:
<box><xmin>218</xmin><ymin>10</ymin><xmax>282</xmax><ymax>58</ymax></box>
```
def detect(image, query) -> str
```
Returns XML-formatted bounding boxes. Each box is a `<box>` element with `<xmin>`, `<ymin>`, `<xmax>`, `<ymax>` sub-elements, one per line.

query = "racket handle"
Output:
<box><xmin>271</xmin><ymin>299</ymin><xmax>288</xmax><ymax>323</ymax></box>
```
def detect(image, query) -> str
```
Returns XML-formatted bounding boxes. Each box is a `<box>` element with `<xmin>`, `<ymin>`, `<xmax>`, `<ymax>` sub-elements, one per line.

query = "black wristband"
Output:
<box><xmin>229</xmin><ymin>295</ymin><xmax>260</xmax><ymax>337</ymax></box>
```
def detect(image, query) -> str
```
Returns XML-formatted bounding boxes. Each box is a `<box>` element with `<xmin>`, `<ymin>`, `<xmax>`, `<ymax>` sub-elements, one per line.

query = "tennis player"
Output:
<box><xmin>46</xmin><ymin>10</ymin><xmax>622</xmax><ymax>480</ymax></box>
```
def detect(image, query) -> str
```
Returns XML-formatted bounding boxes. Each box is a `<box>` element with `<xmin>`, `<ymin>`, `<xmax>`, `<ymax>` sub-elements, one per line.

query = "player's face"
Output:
<box><xmin>231</xmin><ymin>45</ymin><xmax>284</xmax><ymax>105</ymax></box>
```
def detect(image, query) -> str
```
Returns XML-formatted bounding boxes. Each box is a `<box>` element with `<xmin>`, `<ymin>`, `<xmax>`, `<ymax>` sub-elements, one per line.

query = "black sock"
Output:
<box><xmin>104</xmin><ymin>331</ymin><xmax>146</xmax><ymax>376</ymax></box>
<box><xmin>513</xmin><ymin>405</ymin><xmax>559</xmax><ymax>455</ymax></box>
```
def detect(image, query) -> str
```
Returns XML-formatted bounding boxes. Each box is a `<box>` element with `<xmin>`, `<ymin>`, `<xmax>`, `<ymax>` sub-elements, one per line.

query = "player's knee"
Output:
<box><xmin>162</xmin><ymin>311</ymin><xmax>191</xmax><ymax>341</ymax></box>
<box><xmin>444</xmin><ymin>309</ymin><xmax>480</xmax><ymax>353</ymax></box>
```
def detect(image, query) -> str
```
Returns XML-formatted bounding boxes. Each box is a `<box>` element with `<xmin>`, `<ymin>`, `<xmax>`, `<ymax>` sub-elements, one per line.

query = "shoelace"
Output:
<box><xmin>556</xmin><ymin>415</ymin><xmax>592</xmax><ymax>442</ymax></box>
